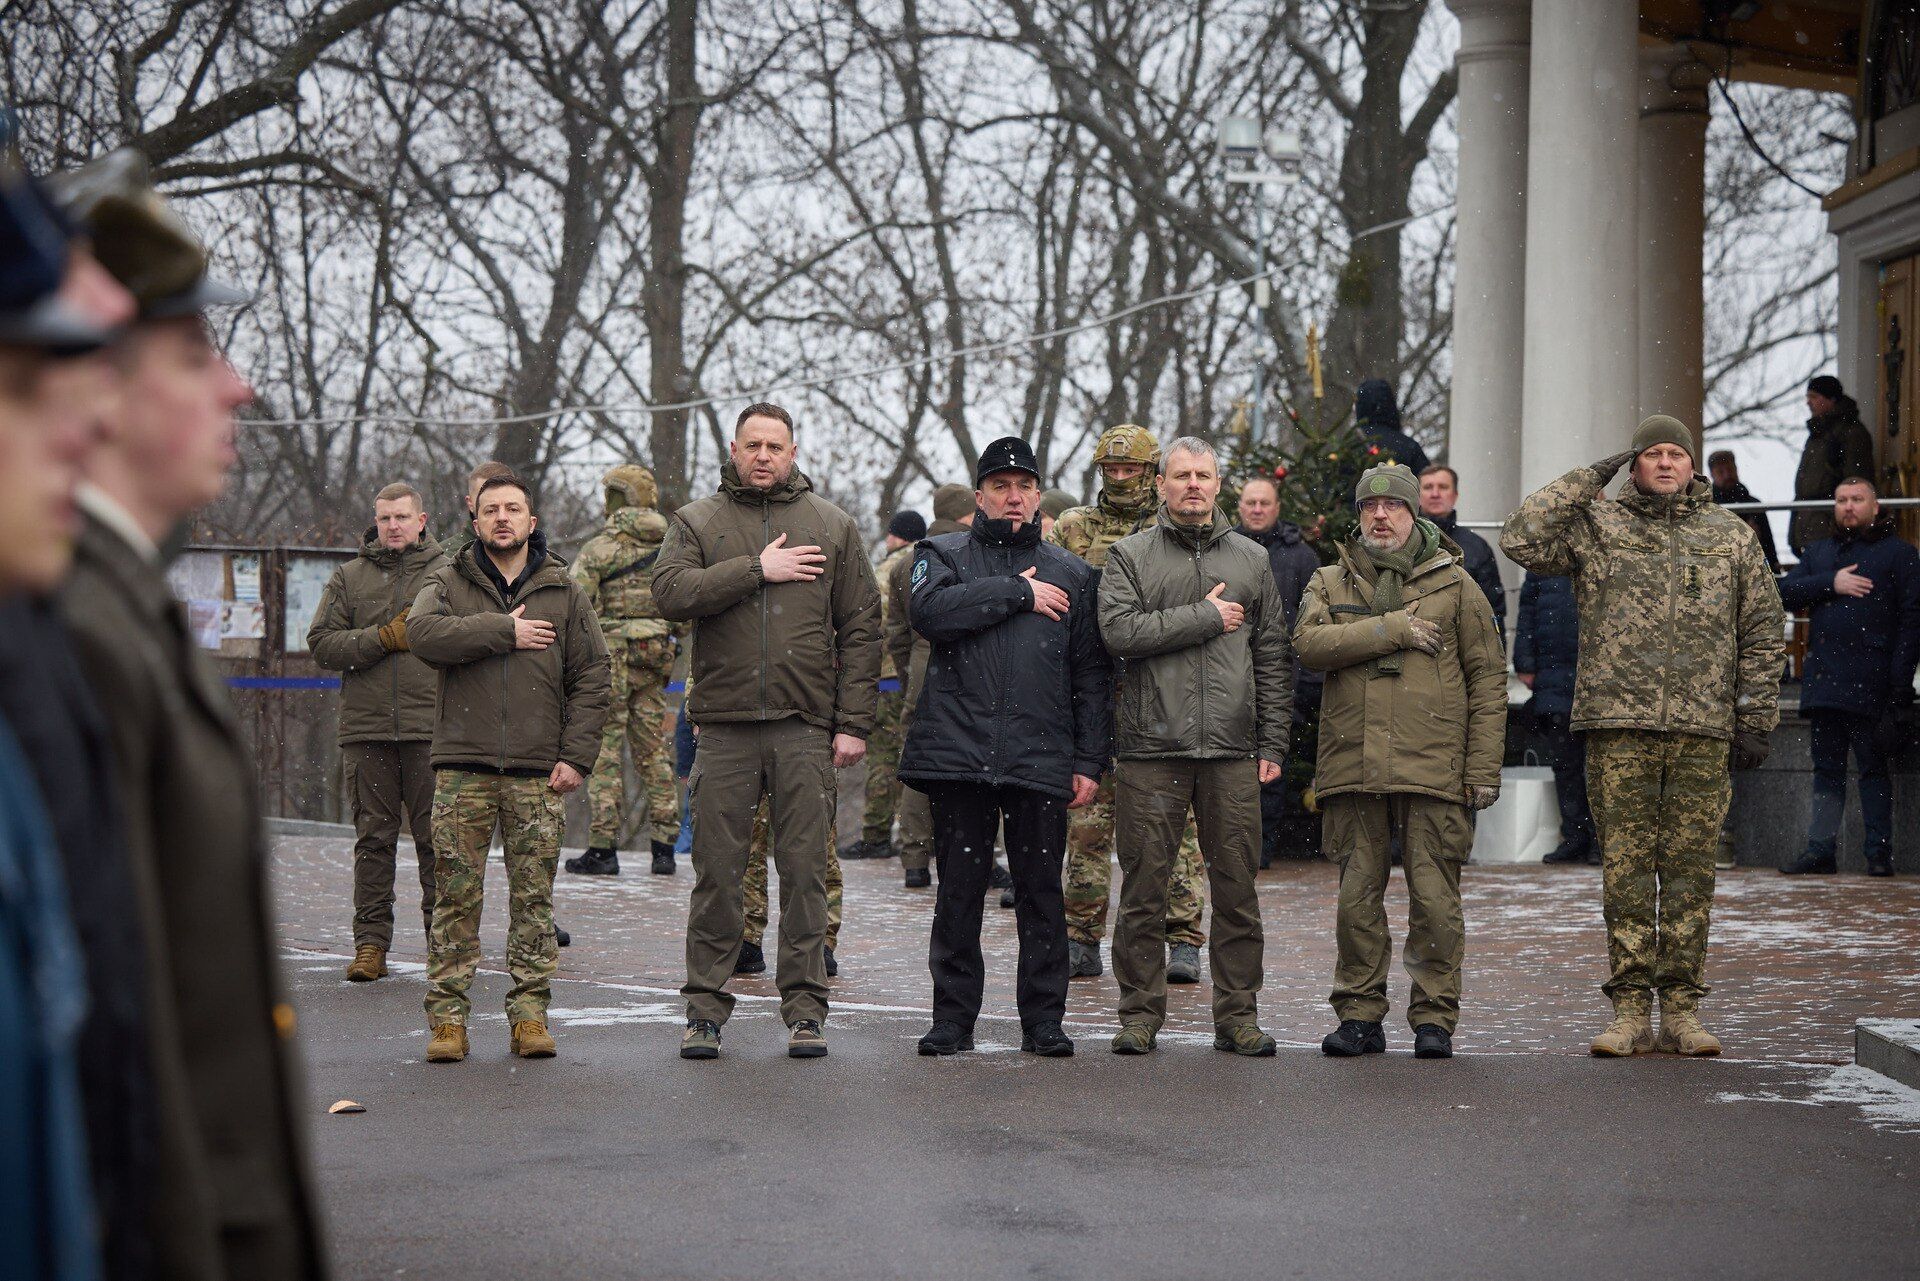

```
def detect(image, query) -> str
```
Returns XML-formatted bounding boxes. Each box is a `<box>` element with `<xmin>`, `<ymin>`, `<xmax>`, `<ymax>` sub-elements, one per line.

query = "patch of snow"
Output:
<box><xmin>1714</xmin><ymin>1063</ymin><xmax>1920</xmax><ymax>1134</ymax></box>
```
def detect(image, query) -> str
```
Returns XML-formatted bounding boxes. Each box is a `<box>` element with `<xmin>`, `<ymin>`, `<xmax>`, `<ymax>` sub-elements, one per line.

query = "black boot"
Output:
<box><xmin>918</xmin><ymin>1021</ymin><xmax>973</xmax><ymax>1055</ymax></box>
<box><xmin>564</xmin><ymin>845</ymin><xmax>620</xmax><ymax>876</ymax></box>
<box><xmin>999</xmin><ymin>886</ymin><xmax>1015</xmax><ymax>909</ymax></box>
<box><xmin>734</xmin><ymin>941</ymin><xmax>766</xmax><ymax>974</ymax></box>
<box><xmin>825</xmin><ymin>945</ymin><xmax>839</xmax><ymax>978</ymax></box>
<box><xmin>1542</xmin><ymin>837</ymin><xmax>1592</xmax><ymax>865</ymax></box>
<box><xmin>1781</xmin><ymin>843</ymin><xmax>1838</xmax><ymax>875</ymax></box>
<box><xmin>554</xmin><ymin>923</ymin><xmax>571</xmax><ymax>948</ymax></box>
<box><xmin>1865</xmin><ymin>845</ymin><xmax>1894</xmax><ymax>878</ymax></box>
<box><xmin>1321</xmin><ymin>1019</ymin><xmax>1386</xmax><ymax>1056</ymax></box>
<box><xmin>839</xmin><ymin>838</ymin><xmax>894</xmax><ymax>860</ymax></box>
<box><xmin>1021</xmin><ymin>1021</ymin><xmax>1074</xmax><ymax>1057</ymax></box>
<box><xmin>904</xmin><ymin>867</ymin><xmax>931</xmax><ymax>888</ymax></box>
<box><xmin>649</xmin><ymin>840</ymin><xmax>676</xmax><ymax>875</ymax></box>
<box><xmin>1413</xmin><ymin>1024</ymin><xmax>1454</xmax><ymax>1059</ymax></box>
<box><xmin>988</xmin><ymin>862</ymin><xmax>1012</xmax><ymax>890</ymax></box>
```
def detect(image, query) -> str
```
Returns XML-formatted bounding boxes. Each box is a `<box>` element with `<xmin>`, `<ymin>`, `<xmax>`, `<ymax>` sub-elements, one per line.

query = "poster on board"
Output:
<box><xmin>283</xmin><ymin>555</ymin><xmax>342</xmax><ymax>653</ymax></box>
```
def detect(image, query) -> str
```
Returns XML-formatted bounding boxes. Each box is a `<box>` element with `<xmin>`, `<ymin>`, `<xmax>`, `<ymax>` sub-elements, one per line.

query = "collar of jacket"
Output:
<box><xmin>608</xmin><ymin>506</ymin><xmax>667</xmax><ymax>544</ymax></box>
<box><xmin>970</xmin><ymin>509</ymin><xmax>1042</xmax><ymax>548</ymax></box>
<box><xmin>458</xmin><ymin>528</ymin><xmax>567</xmax><ymax>604</ymax></box>
<box><xmin>1154</xmin><ymin>504</ymin><xmax>1233</xmax><ymax>549</ymax></box>
<box><xmin>359</xmin><ymin>527</ymin><xmax>445</xmax><ymax>569</ymax></box>
<box><xmin>1617</xmin><ymin>476</ymin><xmax>1709</xmax><ymax>522</ymax></box>
<box><xmin>1336</xmin><ymin>519</ymin><xmax>1451</xmax><ymax>585</ymax></box>
<box><xmin>1806</xmin><ymin>397</ymin><xmax>1860</xmax><ymax>432</ymax></box>
<box><xmin>1432</xmin><ymin>510</ymin><xmax>1462</xmax><ymax>535</ymax></box>
<box><xmin>76</xmin><ymin>511</ymin><xmax>175</xmax><ymax>626</ymax></box>
<box><xmin>1836</xmin><ymin>511</ymin><xmax>1898</xmax><ymax>549</ymax></box>
<box><xmin>719</xmin><ymin>459</ymin><xmax>812</xmax><ymax>506</ymax></box>
<box><xmin>927</xmin><ymin>517</ymin><xmax>968</xmax><ymax>537</ymax></box>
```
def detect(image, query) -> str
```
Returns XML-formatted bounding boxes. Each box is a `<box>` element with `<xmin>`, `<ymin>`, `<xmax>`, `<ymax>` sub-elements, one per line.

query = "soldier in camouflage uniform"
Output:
<box><xmin>567</xmin><ymin>464</ymin><xmax>682</xmax><ymax>878</ymax></box>
<box><xmin>844</xmin><ymin>510</ymin><xmax>927</xmax><ymax>860</ymax></box>
<box><xmin>1502</xmin><ymin>416</ymin><xmax>1784</xmax><ymax>1058</ymax></box>
<box><xmin>1048</xmin><ymin>424</ymin><xmax>1208</xmax><ymax>981</ymax></box>
<box><xmin>741</xmin><ymin>795</ymin><xmax>845</xmax><ymax>976</ymax></box>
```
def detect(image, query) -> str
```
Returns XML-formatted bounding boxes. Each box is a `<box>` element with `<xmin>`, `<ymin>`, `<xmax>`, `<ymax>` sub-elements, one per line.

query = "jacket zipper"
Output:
<box><xmin>1191</xmin><ymin>533</ymin><xmax>1209</xmax><ymax>750</ymax></box>
<box><xmin>390</xmin><ymin>560</ymin><xmax>402</xmax><ymax>741</ymax></box>
<box><xmin>760</xmin><ymin>504</ymin><xmax>771</xmax><ymax>718</ymax></box>
<box><xmin>1659</xmin><ymin>503</ymin><xmax>1676</xmax><ymax>730</ymax></box>
<box><xmin>500</xmin><ymin>575</ymin><xmax>513</xmax><ymax>770</ymax></box>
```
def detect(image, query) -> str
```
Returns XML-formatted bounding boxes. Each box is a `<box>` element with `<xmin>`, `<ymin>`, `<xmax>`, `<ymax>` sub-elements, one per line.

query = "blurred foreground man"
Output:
<box><xmin>1099</xmin><ymin>437</ymin><xmax>1291</xmax><ymax>1057</ymax></box>
<box><xmin>900</xmin><ymin>437</ymin><xmax>1110</xmax><ymax>1057</ymax></box>
<box><xmin>1296</xmin><ymin>463</ymin><xmax>1506</xmax><ymax>1060</ymax></box>
<box><xmin>308</xmin><ymin>482</ymin><xmax>447</xmax><ymax>980</ymax></box>
<box><xmin>569</xmin><ymin>464</ymin><xmax>681</xmax><ymax>877</ymax></box>
<box><xmin>1503</xmin><ymin>416</ymin><xmax>1783</xmax><ymax>1057</ymax></box>
<box><xmin>53</xmin><ymin>150</ymin><xmax>328</xmax><ymax>1277</ymax></box>
<box><xmin>654</xmin><ymin>402</ymin><xmax>880</xmax><ymax>1060</ymax></box>
<box><xmin>408</xmin><ymin>475</ymin><xmax>608</xmax><ymax>1062</ymax></box>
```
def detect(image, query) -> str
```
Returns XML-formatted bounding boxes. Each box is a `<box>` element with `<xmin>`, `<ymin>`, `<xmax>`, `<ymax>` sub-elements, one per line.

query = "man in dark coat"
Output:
<box><xmin>1707</xmin><ymin>450</ymin><xmax>1781</xmax><ymax>573</ymax></box>
<box><xmin>1513</xmin><ymin>571</ymin><xmax>1594</xmax><ymax>864</ymax></box>
<box><xmin>1789</xmin><ymin>375</ymin><xmax>1875</xmax><ymax>557</ymax></box>
<box><xmin>1354</xmin><ymin>377</ymin><xmax>1432</xmax><ymax>477</ymax></box>
<box><xmin>1418</xmin><ymin>464</ymin><xmax>1507</xmax><ymax>644</ymax></box>
<box><xmin>900</xmin><ymin>437</ymin><xmax>1111</xmax><ymax>1057</ymax></box>
<box><xmin>1235</xmin><ymin>474</ymin><xmax>1322</xmax><ymax>866</ymax></box>
<box><xmin>1777</xmin><ymin>477</ymin><xmax>1920</xmax><ymax>877</ymax></box>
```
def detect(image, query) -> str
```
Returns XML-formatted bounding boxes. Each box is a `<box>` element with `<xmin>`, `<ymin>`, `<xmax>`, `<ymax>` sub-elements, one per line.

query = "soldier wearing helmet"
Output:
<box><xmin>1047</xmin><ymin>425</ymin><xmax>1210</xmax><ymax>983</ymax></box>
<box><xmin>566</xmin><ymin>463</ymin><xmax>683</xmax><ymax>877</ymax></box>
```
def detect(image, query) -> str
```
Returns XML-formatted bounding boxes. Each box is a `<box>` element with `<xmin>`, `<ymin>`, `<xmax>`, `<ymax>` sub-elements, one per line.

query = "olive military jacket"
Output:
<box><xmin>1097</xmin><ymin>506</ymin><xmax>1293</xmax><ymax>763</ymax></box>
<box><xmin>1294</xmin><ymin>529</ymin><xmax>1508</xmax><ymax>803</ymax></box>
<box><xmin>651</xmin><ymin>462</ymin><xmax>881</xmax><ymax>738</ymax></box>
<box><xmin>408</xmin><ymin>535</ymin><xmax>610</xmax><ymax>775</ymax></box>
<box><xmin>306</xmin><ymin>528</ymin><xmax>448</xmax><ymax>743</ymax></box>
<box><xmin>1500</xmin><ymin>454</ymin><xmax>1785</xmax><ymax>742</ymax></box>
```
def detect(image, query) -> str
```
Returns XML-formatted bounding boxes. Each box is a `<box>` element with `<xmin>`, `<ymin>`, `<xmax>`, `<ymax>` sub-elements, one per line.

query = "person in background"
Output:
<box><xmin>843</xmin><ymin>508</ymin><xmax>926</xmax><ymax>862</ymax></box>
<box><xmin>1513</xmin><ymin>570</ymin><xmax>1594</xmax><ymax>865</ymax></box>
<box><xmin>1707</xmin><ymin>450</ymin><xmax>1780</xmax><ymax>573</ymax></box>
<box><xmin>1417</xmin><ymin>465</ymin><xmax>1506</xmax><ymax>644</ymax></box>
<box><xmin>1789</xmin><ymin>375</ymin><xmax>1874</xmax><ymax>558</ymax></box>
<box><xmin>1777</xmin><ymin>477</ymin><xmax>1920</xmax><ymax>877</ymax></box>
<box><xmin>1038</xmin><ymin>488</ymin><xmax>1079</xmax><ymax>538</ymax></box>
<box><xmin>1353</xmin><ymin>378</ymin><xmax>1431</xmax><ymax>477</ymax></box>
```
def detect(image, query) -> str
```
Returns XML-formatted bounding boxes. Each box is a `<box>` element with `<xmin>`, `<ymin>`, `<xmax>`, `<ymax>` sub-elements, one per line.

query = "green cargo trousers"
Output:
<box><xmin>1586</xmin><ymin>729</ymin><xmax>1730</xmax><ymax>1016</ymax></box>
<box><xmin>1323</xmin><ymin>792</ymin><xmax>1470</xmax><ymax>1034</ymax></box>
<box><xmin>1113</xmin><ymin>758</ymin><xmax>1264</xmax><ymax>1031</ymax></box>
<box><xmin>893</xmin><ymin>648</ymin><xmax>933</xmax><ymax>871</ymax></box>
<box><xmin>343</xmin><ymin>739</ymin><xmax>436</xmax><ymax>950</ymax></box>
<box><xmin>683</xmin><ymin>717</ymin><xmax>833</xmax><ymax>1027</ymax></box>
<box><xmin>860</xmin><ymin>688</ymin><xmax>904</xmax><ymax>844</ymax></box>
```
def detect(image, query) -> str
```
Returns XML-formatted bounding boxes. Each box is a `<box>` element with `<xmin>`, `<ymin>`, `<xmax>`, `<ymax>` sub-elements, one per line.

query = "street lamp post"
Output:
<box><xmin>1217</xmin><ymin>115</ymin><xmax>1302</xmax><ymax>445</ymax></box>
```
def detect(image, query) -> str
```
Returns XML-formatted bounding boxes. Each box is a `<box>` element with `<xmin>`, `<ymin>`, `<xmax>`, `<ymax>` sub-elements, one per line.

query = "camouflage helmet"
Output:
<box><xmin>603</xmin><ymin>463</ymin><xmax>658</xmax><ymax>513</ymax></box>
<box><xmin>1093</xmin><ymin>423</ymin><xmax>1160</xmax><ymax>469</ymax></box>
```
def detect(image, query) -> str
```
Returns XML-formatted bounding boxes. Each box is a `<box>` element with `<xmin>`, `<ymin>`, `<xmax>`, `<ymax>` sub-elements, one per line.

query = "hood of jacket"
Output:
<box><xmin>357</xmin><ymin>526</ymin><xmax>445</xmax><ymax>570</ymax></box>
<box><xmin>1154</xmin><ymin>503</ymin><xmax>1235</xmax><ymax>549</ymax></box>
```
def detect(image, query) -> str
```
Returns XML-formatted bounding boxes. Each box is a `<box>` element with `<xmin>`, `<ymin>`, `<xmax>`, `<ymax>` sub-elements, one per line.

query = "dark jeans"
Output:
<box><xmin>925</xmin><ymin>782</ymin><xmax>1069</xmax><ymax>1032</ymax></box>
<box><xmin>1535</xmin><ymin>710</ymin><xmax>1594</xmax><ymax>849</ymax></box>
<box><xmin>1807</xmin><ymin>708</ymin><xmax>1892</xmax><ymax>853</ymax></box>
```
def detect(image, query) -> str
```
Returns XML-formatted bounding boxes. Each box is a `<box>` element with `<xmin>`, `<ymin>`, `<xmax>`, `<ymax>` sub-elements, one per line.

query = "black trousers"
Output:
<box><xmin>1535</xmin><ymin>710</ymin><xmax>1594</xmax><ymax>848</ymax></box>
<box><xmin>925</xmin><ymin>781</ymin><xmax>1069</xmax><ymax>1032</ymax></box>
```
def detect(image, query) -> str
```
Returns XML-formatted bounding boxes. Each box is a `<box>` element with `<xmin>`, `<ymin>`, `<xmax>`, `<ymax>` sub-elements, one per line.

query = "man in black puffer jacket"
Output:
<box><xmin>899</xmin><ymin>436</ymin><xmax>1112</xmax><ymax>1057</ymax></box>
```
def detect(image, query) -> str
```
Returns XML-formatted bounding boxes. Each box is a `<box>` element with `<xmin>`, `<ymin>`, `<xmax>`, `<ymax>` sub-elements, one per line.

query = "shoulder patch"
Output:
<box><xmin>911</xmin><ymin>557</ymin><xmax>929</xmax><ymax>590</ymax></box>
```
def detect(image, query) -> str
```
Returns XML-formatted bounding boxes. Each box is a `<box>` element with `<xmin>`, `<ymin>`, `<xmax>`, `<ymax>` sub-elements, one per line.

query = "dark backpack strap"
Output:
<box><xmin>598</xmin><ymin>548</ymin><xmax>661</xmax><ymax>586</ymax></box>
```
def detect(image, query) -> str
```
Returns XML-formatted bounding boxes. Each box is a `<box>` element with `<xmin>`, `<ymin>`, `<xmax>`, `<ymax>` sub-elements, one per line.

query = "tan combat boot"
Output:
<box><xmin>345</xmin><ymin>945</ymin><xmax>387</xmax><ymax>982</ymax></box>
<box><xmin>426</xmin><ymin>1022</ymin><xmax>468</xmax><ymax>1063</ymax></box>
<box><xmin>1589</xmin><ymin>1011</ymin><xmax>1653</xmax><ymax>1057</ymax></box>
<box><xmin>1655</xmin><ymin>1009</ymin><xmax>1722</xmax><ymax>1057</ymax></box>
<box><xmin>511</xmin><ymin>1020</ymin><xmax>556</xmax><ymax>1058</ymax></box>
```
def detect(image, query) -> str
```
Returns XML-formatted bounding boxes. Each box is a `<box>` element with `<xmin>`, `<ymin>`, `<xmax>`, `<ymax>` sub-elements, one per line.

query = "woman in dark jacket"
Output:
<box><xmin>1513</xmin><ymin>571</ymin><xmax>1593</xmax><ymax>863</ymax></box>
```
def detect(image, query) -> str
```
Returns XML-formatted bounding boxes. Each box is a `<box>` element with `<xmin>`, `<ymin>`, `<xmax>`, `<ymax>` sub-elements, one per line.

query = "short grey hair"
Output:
<box><xmin>1163</xmin><ymin>436</ymin><xmax>1217</xmax><ymax>468</ymax></box>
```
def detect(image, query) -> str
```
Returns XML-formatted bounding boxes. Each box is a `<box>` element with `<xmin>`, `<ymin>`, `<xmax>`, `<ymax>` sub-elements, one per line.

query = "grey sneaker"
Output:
<box><xmin>1166</xmin><ymin>942</ymin><xmax>1202</xmax><ymax>984</ymax></box>
<box><xmin>1068</xmin><ymin>940</ymin><xmax>1102</xmax><ymax>978</ymax></box>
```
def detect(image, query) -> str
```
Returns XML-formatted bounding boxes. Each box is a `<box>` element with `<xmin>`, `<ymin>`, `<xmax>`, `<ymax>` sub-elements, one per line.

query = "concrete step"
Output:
<box><xmin>1854</xmin><ymin>1019</ymin><xmax>1920</xmax><ymax>1092</ymax></box>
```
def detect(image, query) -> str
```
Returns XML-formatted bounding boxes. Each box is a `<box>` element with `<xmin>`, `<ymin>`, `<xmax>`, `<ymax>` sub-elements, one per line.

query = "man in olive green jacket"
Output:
<box><xmin>408</xmin><ymin>475</ymin><xmax>609</xmax><ymax>1063</ymax></box>
<box><xmin>1502</xmin><ymin>415</ymin><xmax>1784</xmax><ymax>1058</ymax></box>
<box><xmin>1296</xmin><ymin>463</ymin><xmax>1507</xmax><ymax>1060</ymax></box>
<box><xmin>652</xmin><ymin>401</ymin><xmax>881</xmax><ymax>1060</ymax></box>
<box><xmin>308</xmin><ymin>482</ymin><xmax>448</xmax><ymax>980</ymax></box>
<box><xmin>1097</xmin><ymin>437</ymin><xmax>1292</xmax><ymax>1057</ymax></box>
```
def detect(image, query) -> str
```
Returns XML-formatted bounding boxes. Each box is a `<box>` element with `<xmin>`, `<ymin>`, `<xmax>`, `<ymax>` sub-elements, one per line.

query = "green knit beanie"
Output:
<box><xmin>1354</xmin><ymin>462</ymin><xmax>1419</xmax><ymax>512</ymax></box>
<box><xmin>1631</xmin><ymin>414</ymin><xmax>1694</xmax><ymax>463</ymax></box>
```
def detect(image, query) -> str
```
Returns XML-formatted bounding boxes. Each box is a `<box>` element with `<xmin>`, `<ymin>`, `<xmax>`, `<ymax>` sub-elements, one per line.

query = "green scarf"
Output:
<box><xmin>1352</xmin><ymin>519</ymin><xmax>1439</xmax><ymax>676</ymax></box>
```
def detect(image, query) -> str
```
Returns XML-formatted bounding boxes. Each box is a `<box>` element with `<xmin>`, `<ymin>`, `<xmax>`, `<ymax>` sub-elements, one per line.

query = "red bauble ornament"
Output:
<box><xmin>1367</xmin><ymin>443</ymin><xmax>1380</xmax><ymax>456</ymax></box>
<box><xmin>1272</xmin><ymin>465</ymin><xmax>1289</xmax><ymax>479</ymax></box>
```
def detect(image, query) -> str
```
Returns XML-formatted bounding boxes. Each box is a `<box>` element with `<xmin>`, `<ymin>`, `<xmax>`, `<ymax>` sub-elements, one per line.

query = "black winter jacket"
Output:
<box><xmin>1513</xmin><ymin>571</ymin><xmax>1579</xmax><ymax>717</ymax></box>
<box><xmin>1237</xmin><ymin>519</ymin><xmax>1325</xmax><ymax>702</ymax></box>
<box><xmin>1434</xmin><ymin>511</ymin><xmax>1507</xmax><ymax>644</ymax></box>
<box><xmin>898</xmin><ymin>512</ymin><xmax>1112</xmax><ymax>798</ymax></box>
<box><xmin>1778</xmin><ymin>516</ymin><xmax>1920</xmax><ymax>718</ymax></box>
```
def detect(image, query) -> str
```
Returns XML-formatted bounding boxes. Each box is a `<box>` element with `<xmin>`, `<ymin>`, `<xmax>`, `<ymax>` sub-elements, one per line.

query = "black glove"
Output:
<box><xmin>1732</xmin><ymin>730</ymin><xmax>1770</xmax><ymax>771</ymax></box>
<box><xmin>1591</xmin><ymin>450</ymin><xmax>1636</xmax><ymax>483</ymax></box>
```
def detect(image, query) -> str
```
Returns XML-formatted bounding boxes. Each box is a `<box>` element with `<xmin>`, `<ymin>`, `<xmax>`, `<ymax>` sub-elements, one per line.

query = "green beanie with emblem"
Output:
<box><xmin>1630</xmin><ymin>414</ymin><xmax>1694</xmax><ymax>464</ymax></box>
<box><xmin>1353</xmin><ymin>462</ymin><xmax>1419</xmax><ymax>512</ymax></box>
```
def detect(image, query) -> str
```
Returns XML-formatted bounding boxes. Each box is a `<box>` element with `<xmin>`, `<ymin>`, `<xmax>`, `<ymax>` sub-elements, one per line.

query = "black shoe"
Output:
<box><xmin>649</xmin><ymin>840</ymin><xmax>675</xmax><ymax>875</ymax></box>
<box><xmin>1259</xmin><ymin>851</ymin><xmax>1273</xmax><ymax>870</ymax></box>
<box><xmin>840</xmin><ymin>838</ymin><xmax>894</xmax><ymax>860</ymax></box>
<box><xmin>734</xmin><ymin>941</ymin><xmax>766</xmax><ymax>974</ymax></box>
<box><xmin>824</xmin><ymin>945</ymin><xmax>838</xmax><ymax>978</ymax></box>
<box><xmin>1542</xmin><ymin>839</ymin><xmax>1591</xmax><ymax>865</ymax></box>
<box><xmin>564</xmin><ymin>846</ymin><xmax>620</xmax><ymax>876</ymax></box>
<box><xmin>999</xmin><ymin>886</ymin><xmax>1015</xmax><ymax>909</ymax></box>
<box><xmin>918</xmin><ymin>1021</ymin><xmax>974</xmax><ymax>1055</ymax></box>
<box><xmin>1321</xmin><ymin>1019</ymin><xmax>1386</xmax><ymax>1056</ymax></box>
<box><xmin>1021</xmin><ymin>1021</ymin><xmax>1075</xmax><ymax>1057</ymax></box>
<box><xmin>1413</xmin><ymin>1024</ymin><xmax>1453</xmax><ymax>1059</ymax></box>
<box><xmin>554</xmin><ymin>924</ymin><xmax>571</xmax><ymax>948</ymax></box>
<box><xmin>1866</xmin><ymin>847</ymin><xmax>1894</xmax><ymax>878</ymax></box>
<box><xmin>904</xmin><ymin>867</ymin><xmax>932</xmax><ymax>888</ymax></box>
<box><xmin>1781</xmin><ymin>847</ymin><xmax>1838</xmax><ymax>875</ymax></box>
<box><xmin>988</xmin><ymin>861</ymin><xmax>1012</xmax><ymax>890</ymax></box>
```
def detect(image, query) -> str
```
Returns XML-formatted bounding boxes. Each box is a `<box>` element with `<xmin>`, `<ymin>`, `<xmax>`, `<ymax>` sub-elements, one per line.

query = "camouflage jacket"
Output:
<box><xmin>572</xmin><ymin>507</ymin><xmax>676</xmax><ymax>641</ymax></box>
<box><xmin>1500</xmin><ymin>453</ymin><xmax>1785</xmax><ymax>741</ymax></box>
<box><xmin>874</xmin><ymin>544</ymin><xmax>913</xmax><ymax>681</ymax></box>
<box><xmin>1046</xmin><ymin>492</ymin><xmax>1156</xmax><ymax>571</ymax></box>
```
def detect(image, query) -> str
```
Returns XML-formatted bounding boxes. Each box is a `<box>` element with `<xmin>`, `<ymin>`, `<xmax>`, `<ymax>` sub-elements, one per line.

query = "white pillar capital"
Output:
<box><xmin>1639</xmin><ymin>42</ymin><xmax>1713</xmax><ymax>119</ymax></box>
<box><xmin>1452</xmin><ymin>0</ymin><xmax>1531</xmax><ymax>65</ymax></box>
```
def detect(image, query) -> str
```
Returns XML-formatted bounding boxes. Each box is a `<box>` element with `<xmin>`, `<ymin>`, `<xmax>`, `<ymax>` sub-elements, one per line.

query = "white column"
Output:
<box><xmin>1447</xmin><ymin>0</ymin><xmax>1531</xmax><ymax>524</ymax></box>
<box><xmin>1518</xmin><ymin>0</ymin><xmax>1640</xmax><ymax>491</ymax></box>
<box><xmin>1637</xmin><ymin>44</ymin><xmax>1711</xmax><ymax>455</ymax></box>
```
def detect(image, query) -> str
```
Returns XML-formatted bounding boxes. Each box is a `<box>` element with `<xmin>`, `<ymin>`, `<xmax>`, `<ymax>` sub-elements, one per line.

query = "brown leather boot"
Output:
<box><xmin>1655</xmin><ymin>1009</ymin><xmax>1722</xmax><ymax>1056</ymax></box>
<box><xmin>426</xmin><ymin>1023</ymin><xmax>468</xmax><ymax>1063</ymax></box>
<box><xmin>511</xmin><ymin>1020</ymin><xmax>556</xmax><ymax>1058</ymax></box>
<box><xmin>1589</xmin><ymin>1012</ymin><xmax>1653</xmax><ymax>1057</ymax></box>
<box><xmin>345</xmin><ymin>945</ymin><xmax>387</xmax><ymax>982</ymax></box>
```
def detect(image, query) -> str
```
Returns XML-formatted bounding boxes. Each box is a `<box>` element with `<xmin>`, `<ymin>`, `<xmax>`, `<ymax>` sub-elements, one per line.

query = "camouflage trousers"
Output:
<box><xmin>1587</xmin><ymin>729</ymin><xmax>1731</xmax><ymax>1016</ymax></box>
<box><xmin>424</xmin><ymin>771</ymin><xmax>563</xmax><ymax>1026</ymax></box>
<box><xmin>586</xmin><ymin>635</ymin><xmax>678</xmax><ymax>847</ymax></box>
<box><xmin>860</xmin><ymin>688</ymin><xmax>904</xmax><ymax>844</ymax></box>
<box><xmin>1064</xmin><ymin>772</ymin><xmax>1205</xmax><ymax>947</ymax></box>
<box><xmin>745</xmin><ymin>794</ymin><xmax>842</xmax><ymax>950</ymax></box>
